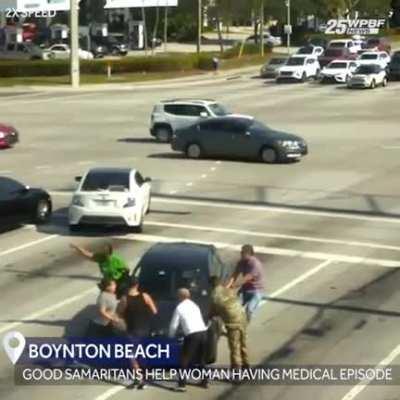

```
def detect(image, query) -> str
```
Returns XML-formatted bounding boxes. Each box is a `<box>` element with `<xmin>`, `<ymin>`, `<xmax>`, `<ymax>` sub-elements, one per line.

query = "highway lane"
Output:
<box><xmin>1</xmin><ymin>74</ymin><xmax>400</xmax><ymax>400</ymax></box>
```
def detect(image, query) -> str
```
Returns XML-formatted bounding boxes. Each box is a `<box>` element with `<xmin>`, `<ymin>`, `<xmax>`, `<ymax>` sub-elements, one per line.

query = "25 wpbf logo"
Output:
<box><xmin>325</xmin><ymin>19</ymin><xmax>386</xmax><ymax>35</ymax></box>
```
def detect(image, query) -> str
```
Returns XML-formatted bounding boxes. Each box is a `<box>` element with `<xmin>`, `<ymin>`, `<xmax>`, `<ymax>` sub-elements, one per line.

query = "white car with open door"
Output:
<box><xmin>69</xmin><ymin>167</ymin><xmax>151</xmax><ymax>232</ymax></box>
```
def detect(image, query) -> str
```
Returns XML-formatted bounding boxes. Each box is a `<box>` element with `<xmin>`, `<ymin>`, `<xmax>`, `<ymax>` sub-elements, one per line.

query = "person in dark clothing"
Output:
<box><xmin>117</xmin><ymin>277</ymin><xmax>157</xmax><ymax>389</ymax></box>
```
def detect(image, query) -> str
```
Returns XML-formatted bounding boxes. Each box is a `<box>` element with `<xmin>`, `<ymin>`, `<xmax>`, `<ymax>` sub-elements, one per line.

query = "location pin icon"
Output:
<box><xmin>3</xmin><ymin>331</ymin><xmax>26</xmax><ymax>365</ymax></box>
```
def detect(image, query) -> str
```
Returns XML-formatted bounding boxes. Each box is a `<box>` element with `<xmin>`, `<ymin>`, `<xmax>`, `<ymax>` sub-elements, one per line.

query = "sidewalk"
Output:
<box><xmin>0</xmin><ymin>65</ymin><xmax>263</xmax><ymax>93</ymax></box>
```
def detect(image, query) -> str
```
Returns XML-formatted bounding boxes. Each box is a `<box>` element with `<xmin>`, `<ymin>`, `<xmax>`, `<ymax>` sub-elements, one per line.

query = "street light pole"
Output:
<box><xmin>197</xmin><ymin>0</ymin><xmax>202</xmax><ymax>54</ymax></box>
<box><xmin>286</xmin><ymin>0</ymin><xmax>291</xmax><ymax>55</ymax></box>
<box><xmin>260</xmin><ymin>0</ymin><xmax>264</xmax><ymax>56</ymax></box>
<box><xmin>70</xmin><ymin>0</ymin><xmax>80</xmax><ymax>88</ymax></box>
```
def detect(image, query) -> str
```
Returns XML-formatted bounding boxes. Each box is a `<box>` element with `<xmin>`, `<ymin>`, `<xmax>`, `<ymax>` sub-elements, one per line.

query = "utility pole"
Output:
<box><xmin>164</xmin><ymin>5</ymin><xmax>168</xmax><ymax>52</ymax></box>
<box><xmin>70</xmin><ymin>0</ymin><xmax>80</xmax><ymax>88</ymax></box>
<box><xmin>286</xmin><ymin>0</ymin><xmax>291</xmax><ymax>55</ymax></box>
<box><xmin>197</xmin><ymin>0</ymin><xmax>202</xmax><ymax>54</ymax></box>
<box><xmin>260</xmin><ymin>0</ymin><xmax>264</xmax><ymax>56</ymax></box>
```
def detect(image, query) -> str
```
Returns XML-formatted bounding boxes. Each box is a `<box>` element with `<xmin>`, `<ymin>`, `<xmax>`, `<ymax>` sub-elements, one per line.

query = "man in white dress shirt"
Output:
<box><xmin>169</xmin><ymin>288</ymin><xmax>209</xmax><ymax>391</ymax></box>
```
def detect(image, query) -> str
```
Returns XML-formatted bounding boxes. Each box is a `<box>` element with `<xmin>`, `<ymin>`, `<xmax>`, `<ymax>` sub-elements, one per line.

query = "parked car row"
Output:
<box><xmin>260</xmin><ymin>46</ymin><xmax>400</xmax><ymax>84</ymax></box>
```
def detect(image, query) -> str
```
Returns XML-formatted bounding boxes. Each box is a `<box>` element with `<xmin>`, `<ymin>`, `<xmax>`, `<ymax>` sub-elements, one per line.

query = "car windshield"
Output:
<box><xmin>81</xmin><ymin>171</ymin><xmax>129</xmax><ymax>191</ymax></box>
<box><xmin>328</xmin><ymin>62</ymin><xmax>348</xmax><ymax>69</ymax></box>
<box><xmin>298</xmin><ymin>47</ymin><xmax>313</xmax><ymax>54</ymax></box>
<box><xmin>330</xmin><ymin>42</ymin><xmax>346</xmax><ymax>48</ymax></box>
<box><xmin>367</xmin><ymin>39</ymin><xmax>379</xmax><ymax>46</ymax></box>
<box><xmin>139</xmin><ymin>264</ymin><xmax>208</xmax><ymax>300</ymax></box>
<box><xmin>209</xmin><ymin>103</ymin><xmax>230</xmax><ymax>116</ymax></box>
<box><xmin>361</xmin><ymin>54</ymin><xmax>378</xmax><ymax>60</ymax></box>
<box><xmin>287</xmin><ymin>57</ymin><xmax>305</xmax><ymax>66</ymax></box>
<box><xmin>269</xmin><ymin>58</ymin><xmax>286</xmax><ymax>65</ymax></box>
<box><xmin>324</xmin><ymin>49</ymin><xmax>343</xmax><ymax>57</ymax></box>
<box><xmin>356</xmin><ymin>65</ymin><xmax>379</xmax><ymax>74</ymax></box>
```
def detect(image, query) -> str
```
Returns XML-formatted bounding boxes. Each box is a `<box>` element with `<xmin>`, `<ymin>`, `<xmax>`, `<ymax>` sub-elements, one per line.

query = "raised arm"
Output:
<box><xmin>226</xmin><ymin>265</ymin><xmax>241</xmax><ymax>289</ymax></box>
<box><xmin>168</xmin><ymin>308</ymin><xmax>180</xmax><ymax>338</ymax></box>
<box><xmin>143</xmin><ymin>293</ymin><xmax>158</xmax><ymax>315</ymax></box>
<box><xmin>70</xmin><ymin>243</ymin><xmax>95</xmax><ymax>261</ymax></box>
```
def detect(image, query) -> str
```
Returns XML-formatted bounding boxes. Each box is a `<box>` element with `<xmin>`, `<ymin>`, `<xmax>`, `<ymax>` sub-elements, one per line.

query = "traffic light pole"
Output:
<box><xmin>70</xmin><ymin>0</ymin><xmax>80</xmax><ymax>88</ymax></box>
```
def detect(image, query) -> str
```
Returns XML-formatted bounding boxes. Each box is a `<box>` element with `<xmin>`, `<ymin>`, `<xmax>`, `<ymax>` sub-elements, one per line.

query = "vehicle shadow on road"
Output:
<box><xmin>117</xmin><ymin>137</ymin><xmax>158</xmax><ymax>144</ymax></box>
<box><xmin>148</xmin><ymin>152</ymin><xmax>188</xmax><ymax>160</ymax></box>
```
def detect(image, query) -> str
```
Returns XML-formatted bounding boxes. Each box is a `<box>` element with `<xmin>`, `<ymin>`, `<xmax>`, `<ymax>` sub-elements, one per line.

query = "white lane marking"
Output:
<box><xmin>210</xmin><ymin>167</ymin><xmax>216</xmax><ymax>171</ymax></box>
<box><xmin>0</xmin><ymin>170</ymin><xmax>12</xmax><ymax>174</ymax></box>
<box><xmin>93</xmin><ymin>259</ymin><xmax>333</xmax><ymax>400</ymax></box>
<box><xmin>216</xmin><ymin>161</ymin><xmax>221</xmax><ymax>164</ymax></box>
<box><xmin>0</xmin><ymin>287</ymin><xmax>96</xmax><ymax>334</ymax></box>
<box><xmin>201</xmin><ymin>174</ymin><xmax>207</xmax><ymax>178</ymax></box>
<box><xmin>186</xmin><ymin>182</ymin><xmax>193</xmax><ymax>187</ymax></box>
<box><xmin>77</xmin><ymin>160</ymin><xmax>95</xmax><ymax>166</ymax></box>
<box><xmin>115</xmin><ymin>234</ymin><xmax>400</xmax><ymax>268</ymax></box>
<box><xmin>340</xmin><ymin>345</ymin><xmax>400</xmax><ymax>400</ymax></box>
<box><xmin>381</xmin><ymin>146</ymin><xmax>400</xmax><ymax>150</ymax></box>
<box><xmin>0</xmin><ymin>235</ymin><xmax>58</xmax><ymax>259</ymax></box>
<box><xmin>145</xmin><ymin>221</ymin><xmax>400</xmax><ymax>253</ymax></box>
<box><xmin>35</xmin><ymin>165</ymin><xmax>51</xmax><ymax>170</ymax></box>
<box><xmin>49</xmin><ymin>191</ymin><xmax>400</xmax><ymax>225</ymax></box>
<box><xmin>269</xmin><ymin>260</ymin><xmax>333</xmax><ymax>298</ymax></box>
<box><xmin>169</xmin><ymin>190</ymin><xmax>177</xmax><ymax>195</ymax></box>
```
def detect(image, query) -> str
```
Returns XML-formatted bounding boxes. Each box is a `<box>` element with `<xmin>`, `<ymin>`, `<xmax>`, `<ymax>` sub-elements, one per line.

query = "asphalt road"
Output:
<box><xmin>1</xmin><ymin>72</ymin><xmax>400</xmax><ymax>400</ymax></box>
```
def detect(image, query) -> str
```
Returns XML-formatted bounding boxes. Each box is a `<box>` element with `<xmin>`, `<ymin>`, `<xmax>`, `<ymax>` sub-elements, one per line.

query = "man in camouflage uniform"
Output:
<box><xmin>209</xmin><ymin>276</ymin><xmax>249</xmax><ymax>368</ymax></box>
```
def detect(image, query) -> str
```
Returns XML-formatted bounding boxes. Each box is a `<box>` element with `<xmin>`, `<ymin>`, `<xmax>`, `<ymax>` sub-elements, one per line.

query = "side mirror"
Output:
<box><xmin>144</xmin><ymin>177</ymin><xmax>152</xmax><ymax>183</ymax></box>
<box><xmin>200</xmin><ymin>111</ymin><xmax>208</xmax><ymax>118</ymax></box>
<box><xmin>75</xmin><ymin>176</ymin><xmax>82</xmax><ymax>182</ymax></box>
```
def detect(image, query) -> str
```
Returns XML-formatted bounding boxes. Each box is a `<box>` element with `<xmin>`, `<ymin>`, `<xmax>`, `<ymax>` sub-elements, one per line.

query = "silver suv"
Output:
<box><xmin>150</xmin><ymin>99</ymin><xmax>231</xmax><ymax>142</ymax></box>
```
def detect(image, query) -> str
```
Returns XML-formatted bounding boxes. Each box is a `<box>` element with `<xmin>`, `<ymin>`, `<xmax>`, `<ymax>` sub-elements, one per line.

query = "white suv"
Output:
<box><xmin>277</xmin><ymin>55</ymin><xmax>321</xmax><ymax>82</ymax></box>
<box><xmin>150</xmin><ymin>99</ymin><xmax>231</xmax><ymax>142</ymax></box>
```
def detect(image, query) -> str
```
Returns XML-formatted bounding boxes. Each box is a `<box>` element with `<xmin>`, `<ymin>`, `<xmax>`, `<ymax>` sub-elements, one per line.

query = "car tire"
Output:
<box><xmin>260</xmin><ymin>147</ymin><xmax>278</xmax><ymax>164</ymax></box>
<box><xmin>301</xmin><ymin>72</ymin><xmax>307</xmax><ymax>83</ymax></box>
<box><xmin>155</xmin><ymin>126</ymin><xmax>172</xmax><ymax>143</ymax></box>
<box><xmin>370</xmin><ymin>79</ymin><xmax>376</xmax><ymax>89</ymax></box>
<box><xmin>34</xmin><ymin>199</ymin><xmax>51</xmax><ymax>224</ymax></box>
<box><xmin>186</xmin><ymin>143</ymin><xmax>203</xmax><ymax>159</ymax></box>
<box><xmin>315</xmin><ymin>69</ymin><xmax>320</xmax><ymax>80</ymax></box>
<box><xmin>346</xmin><ymin>74</ymin><xmax>350</xmax><ymax>83</ymax></box>
<box><xmin>382</xmin><ymin>77</ymin><xmax>388</xmax><ymax>87</ymax></box>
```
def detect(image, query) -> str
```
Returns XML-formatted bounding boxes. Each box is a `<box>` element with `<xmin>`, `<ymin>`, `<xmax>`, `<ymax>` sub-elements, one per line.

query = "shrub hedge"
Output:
<box><xmin>0</xmin><ymin>53</ymin><xmax>216</xmax><ymax>78</ymax></box>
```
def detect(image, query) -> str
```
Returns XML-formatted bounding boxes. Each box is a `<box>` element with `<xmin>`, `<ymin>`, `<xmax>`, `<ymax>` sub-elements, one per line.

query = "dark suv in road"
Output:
<box><xmin>389</xmin><ymin>51</ymin><xmax>400</xmax><ymax>80</ymax></box>
<box><xmin>133</xmin><ymin>242</ymin><xmax>232</xmax><ymax>363</ymax></box>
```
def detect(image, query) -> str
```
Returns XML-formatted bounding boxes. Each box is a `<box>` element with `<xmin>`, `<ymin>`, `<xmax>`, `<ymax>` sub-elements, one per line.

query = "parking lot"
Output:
<box><xmin>1</xmin><ymin>72</ymin><xmax>400</xmax><ymax>400</ymax></box>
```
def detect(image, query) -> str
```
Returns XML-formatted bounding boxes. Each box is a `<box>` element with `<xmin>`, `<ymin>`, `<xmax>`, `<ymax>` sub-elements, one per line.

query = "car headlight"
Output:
<box><xmin>278</xmin><ymin>140</ymin><xmax>299</xmax><ymax>148</ymax></box>
<box><xmin>72</xmin><ymin>195</ymin><xmax>84</xmax><ymax>207</ymax></box>
<box><xmin>0</xmin><ymin>132</ymin><xmax>5</xmax><ymax>139</ymax></box>
<box><xmin>123</xmin><ymin>198</ymin><xmax>136</xmax><ymax>208</ymax></box>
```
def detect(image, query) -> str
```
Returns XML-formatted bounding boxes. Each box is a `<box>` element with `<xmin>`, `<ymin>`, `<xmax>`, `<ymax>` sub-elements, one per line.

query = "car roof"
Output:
<box><xmin>201</xmin><ymin>116</ymin><xmax>254</xmax><ymax>124</ymax></box>
<box><xmin>140</xmin><ymin>242</ymin><xmax>215</xmax><ymax>266</ymax></box>
<box><xmin>85</xmin><ymin>167</ymin><xmax>134</xmax><ymax>175</ymax></box>
<box><xmin>161</xmin><ymin>99</ymin><xmax>217</xmax><ymax>106</ymax></box>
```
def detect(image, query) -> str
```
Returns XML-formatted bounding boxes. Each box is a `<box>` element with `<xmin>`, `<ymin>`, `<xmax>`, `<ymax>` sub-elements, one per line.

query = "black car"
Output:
<box><xmin>0</xmin><ymin>177</ymin><xmax>52</xmax><ymax>228</ymax></box>
<box><xmin>96</xmin><ymin>35</ymin><xmax>128</xmax><ymax>56</ymax></box>
<box><xmin>171</xmin><ymin>117</ymin><xmax>308</xmax><ymax>163</ymax></box>
<box><xmin>389</xmin><ymin>51</ymin><xmax>400</xmax><ymax>80</ymax></box>
<box><xmin>133</xmin><ymin>242</ymin><xmax>231</xmax><ymax>359</ymax></box>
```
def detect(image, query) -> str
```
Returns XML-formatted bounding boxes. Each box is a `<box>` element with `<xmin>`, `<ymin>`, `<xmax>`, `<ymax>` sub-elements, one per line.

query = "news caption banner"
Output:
<box><xmin>2</xmin><ymin>331</ymin><xmax>399</xmax><ymax>386</ymax></box>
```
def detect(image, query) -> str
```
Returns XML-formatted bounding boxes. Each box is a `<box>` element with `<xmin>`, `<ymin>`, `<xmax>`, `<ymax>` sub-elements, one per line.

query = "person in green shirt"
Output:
<box><xmin>70</xmin><ymin>242</ymin><xmax>130</xmax><ymax>297</ymax></box>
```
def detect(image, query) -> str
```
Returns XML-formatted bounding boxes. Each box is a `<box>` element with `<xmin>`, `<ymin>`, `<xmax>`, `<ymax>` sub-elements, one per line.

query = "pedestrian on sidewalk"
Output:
<box><xmin>209</xmin><ymin>276</ymin><xmax>249</xmax><ymax>368</ymax></box>
<box><xmin>226</xmin><ymin>244</ymin><xmax>265</xmax><ymax>321</ymax></box>
<box><xmin>70</xmin><ymin>242</ymin><xmax>130</xmax><ymax>298</ymax></box>
<box><xmin>169</xmin><ymin>288</ymin><xmax>209</xmax><ymax>392</ymax></box>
